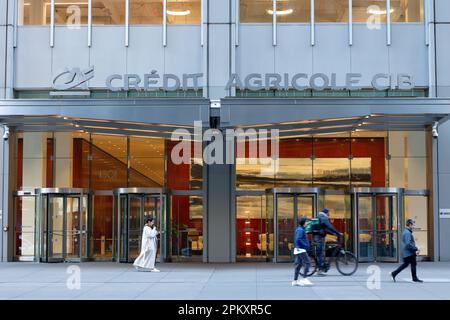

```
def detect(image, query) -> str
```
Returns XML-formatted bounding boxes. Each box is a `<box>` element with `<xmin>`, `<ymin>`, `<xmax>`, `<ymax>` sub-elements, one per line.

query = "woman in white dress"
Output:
<box><xmin>133</xmin><ymin>217</ymin><xmax>160</xmax><ymax>272</ymax></box>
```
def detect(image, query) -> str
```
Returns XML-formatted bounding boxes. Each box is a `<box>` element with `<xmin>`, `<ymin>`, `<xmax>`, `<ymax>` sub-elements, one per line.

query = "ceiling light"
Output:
<box><xmin>167</xmin><ymin>9</ymin><xmax>191</xmax><ymax>16</ymax></box>
<box><xmin>267</xmin><ymin>8</ymin><xmax>293</xmax><ymax>15</ymax></box>
<box><xmin>367</xmin><ymin>8</ymin><xmax>395</xmax><ymax>15</ymax></box>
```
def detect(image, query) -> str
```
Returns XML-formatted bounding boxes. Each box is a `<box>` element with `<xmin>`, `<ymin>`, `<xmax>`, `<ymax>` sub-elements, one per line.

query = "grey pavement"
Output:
<box><xmin>0</xmin><ymin>262</ymin><xmax>450</xmax><ymax>300</ymax></box>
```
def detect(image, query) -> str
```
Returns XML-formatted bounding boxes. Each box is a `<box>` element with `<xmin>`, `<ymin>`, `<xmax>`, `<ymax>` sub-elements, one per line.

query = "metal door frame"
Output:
<box><xmin>113</xmin><ymin>188</ymin><xmax>168</xmax><ymax>263</ymax></box>
<box><xmin>12</xmin><ymin>189</ymin><xmax>36</xmax><ymax>262</ymax></box>
<box><xmin>35</xmin><ymin>188</ymin><xmax>91</xmax><ymax>263</ymax></box>
<box><xmin>351</xmin><ymin>187</ymin><xmax>404</xmax><ymax>263</ymax></box>
<box><xmin>266</xmin><ymin>188</ymin><xmax>324</xmax><ymax>263</ymax></box>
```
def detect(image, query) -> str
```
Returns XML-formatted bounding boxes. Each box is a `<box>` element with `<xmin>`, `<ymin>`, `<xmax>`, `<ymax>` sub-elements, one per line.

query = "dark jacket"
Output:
<box><xmin>402</xmin><ymin>228</ymin><xmax>418</xmax><ymax>258</ymax></box>
<box><xmin>294</xmin><ymin>226</ymin><xmax>310</xmax><ymax>250</ymax></box>
<box><xmin>315</xmin><ymin>212</ymin><xmax>341</xmax><ymax>238</ymax></box>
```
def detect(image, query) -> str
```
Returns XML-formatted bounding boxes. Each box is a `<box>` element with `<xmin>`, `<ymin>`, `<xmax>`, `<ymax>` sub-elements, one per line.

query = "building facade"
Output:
<box><xmin>1</xmin><ymin>0</ymin><xmax>450</xmax><ymax>263</ymax></box>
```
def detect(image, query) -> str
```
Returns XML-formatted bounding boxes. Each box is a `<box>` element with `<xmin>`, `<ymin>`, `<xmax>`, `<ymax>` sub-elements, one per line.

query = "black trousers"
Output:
<box><xmin>392</xmin><ymin>255</ymin><xmax>418</xmax><ymax>281</ymax></box>
<box><xmin>294</xmin><ymin>252</ymin><xmax>311</xmax><ymax>280</ymax></box>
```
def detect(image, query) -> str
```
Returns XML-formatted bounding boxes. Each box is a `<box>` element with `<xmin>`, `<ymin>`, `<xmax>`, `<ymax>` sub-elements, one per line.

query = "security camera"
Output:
<box><xmin>432</xmin><ymin>122</ymin><xmax>439</xmax><ymax>138</ymax></box>
<box><xmin>2</xmin><ymin>126</ymin><xmax>9</xmax><ymax>141</ymax></box>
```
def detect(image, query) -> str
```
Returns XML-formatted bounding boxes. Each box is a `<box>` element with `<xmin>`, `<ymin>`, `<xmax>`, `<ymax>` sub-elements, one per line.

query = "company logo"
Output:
<box><xmin>53</xmin><ymin>66</ymin><xmax>94</xmax><ymax>90</ymax></box>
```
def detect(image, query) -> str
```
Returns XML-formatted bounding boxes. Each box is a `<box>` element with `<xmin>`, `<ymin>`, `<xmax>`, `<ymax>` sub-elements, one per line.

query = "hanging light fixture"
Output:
<box><xmin>266</xmin><ymin>8</ymin><xmax>293</xmax><ymax>15</ymax></box>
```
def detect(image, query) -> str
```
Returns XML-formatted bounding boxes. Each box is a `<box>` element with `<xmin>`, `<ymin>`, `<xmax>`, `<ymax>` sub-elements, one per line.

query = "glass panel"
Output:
<box><xmin>277</xmin><ymin>0</ymin><xmax>311</xmax><ymax>23</ymax></box>
<box><xmin>18</xmin><ymin>0</ymin><xmax>51</xmax><ymax>25</ymax></box>
<box><xmin>14</xmin><ymin>196</ymin><xmax>36</xmax><ymax>258</ymax></box>
<box><xmin>277</xmin><ymin>195</ymin><xmax>295</xmax><ymax>259</ymax></box>
<box><xmin>266</xmin><ymin>193</ymin><xmax>274</xmax><ymax>260</ymax></box>
<box><xmin>391</xmin><ymin>0</ymin><xmax>424</xmax><ymax>22</ymax></box>
<box><xmin>315</xmin><ymin>0</ymin><xmax>349</xmax><ymax>22</ymax></box>
<box><xmin>93</xmin><ymin>195</ymin><xmax>113</xmax><ymax>257</ymax></box>
<box><xmin>92</xmin><ymin>0</ymin><xmax>126</xmax><ymax>25</ymax></box>
<box><xmin>66</xmin><ymin>197</ymin><xmax>81</xmax><ymax>259</ymax></box>
<box><xmin>167</xmin><ymin>0</ymin><xmax>201</xmax><ymax>24</ymax></box>
<box><xmin>313</xmin><ymin>158</ymin><xmax>350</xmax><ymax>187</ymax></box>
<box><xmin>49</xmin><ymin>196</ymin><xmax>64</xmax><ymax>259</ymax></box>
<box><xmin>91</xmin><ymin>134</ymin><xmax>128</xmax><ymax>190</ymax></box>
<box><xmin>236</xmin><ymin>160</ymin><xmax>275</xmax><ymax>190</ymax></box>
<box><xmin>129</xmin><ymin>0</ymin><xmax>163</xmax><ymax>24</ymax></box>
<box><xmin>358</xmin><ymin>195</ymin><xmax>374</xmax><ymax>261</ymax></box>
<box><xmin>144</xmin><ymin>196</ymin><xmax>157</xmax><ymax>221</ymax></box>
<box><xmin>128</xmin><ymin>196</ymin><xmax>142</xmax><ymax>260</ymax></box>
<box><xmin>405</xmin><ymin>195</ymin><xmax>428</xmax><ymax>256</ymax></box>
<box><xmin>119</xmin><ymin>195</ymin><xmax>127</xmax><ymax>261</ymax></box>
<box><xmin>129</xmin><ymin>136</ymin><xmax>165</xmax><ymax>187</ymax></box>
<box><xmin>353</xmin><ymin>0</ymin><xmax>388</xmax><ymax>23</ymax></box>
<box><xmin>240</xmin><ymin>0</ymin><xmax>273</xmax><ymax>23</ymax></box>
<box><xmin>297</xmin><ymin>196</ymin><xmax>313</xmax><ymax>219</ymax></box>
<box><xmin>275</xmin><ymin>158</ymin><xmax>313</xmax><ymax>187</ymax></box>
<box><xmin>236</xmin><ymin>196</ymin><xmax>266</xmax><ymax>260</ymax></box>
<box><xmin>376</xmin><ymin>195</ymin><xmax>397</xmax><ymax>260</ymax></box>
<box><xmin>54</xmin><ymin>0</ymin><xmax>89</xmax><ymax>25</ymax></box>
<box><xmin>324</xmin><ymin>194</ymin><xmax>352</xmax><ymax>250</ymax></box>
<box><xmin>171</xmin><ymin>195</ymin><xmax>203</xmax><ymax>259</ymax></box>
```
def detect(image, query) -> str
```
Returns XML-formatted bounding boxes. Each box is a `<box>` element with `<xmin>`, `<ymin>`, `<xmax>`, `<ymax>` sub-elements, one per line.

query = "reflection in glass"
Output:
<box><xmin>167</xmin><ymin>0</ymin><xmax>201</xmax><ymax>24</ymax></box>
<box><xmin>171</xmin><ymin>196</ymin><xmax>203</xmax><ymax>260</ymax></box>
<box><xmin>357</xmin><ymin>196</ymin><xmax>374</xmax><ymax>261</ymax></box>
<box><xmin>54</xmin><ymin>0</ymin><xmax>89</xmax><ymax>25</ymax></box>
<box><xmin>390</xmin><ymin>0</ymin><xmax>423</xmax><ymax>22</ymax></box>
<box><xmin>405</xmin><ymin>196</ymin><xmax>428</xmax><ymax>256</ymax></box>
<box><xmin>313</xmin><ymin>158</ymin><xmax>350</xmax><ymax>187</ymax></box>
<box><xmin>236</xmin><ymin>196</ymin><xmax>267</xmax><ymax>260</ymax></box>
<box><xmin>18</xmin><ymin>0</ymin><xmax>51</xmax><ymax>25</ymax></box>
<box><xmin>277</xmin><ymin>196</ymin><xmax>295</xmax><ymax>259</ymax></box>
<box><xmin>353</xmin><ymin>0</ymin><xmax>387</xmax><ymax>23</ymax></box>
<box><xmin>92</xmin><ymin>0</ymin><xmax>126</xmax><ymax>25</ymax></box>
<box><xmin>240</xmin><ymin>0</ymin><xmax>273</xmax><ymax>23</ymax></box>
<box><xmin>375</xmin><ymin>195</ymin><xmax>397</xmax><ymax>260</ymax></box>
<box><xmin>130</xmin><ymin>0</ymin><xmax>163</xmax><ymax>24</ymax></box>
<box><xmin>275</xmin><ymin>158</ymin><xmax>312</xmax><ymax>187</ymax></box>
<box><xmin>315</xmin><ymin>0</ymin><xmax>348</xmax><ymax>22</ymax></box>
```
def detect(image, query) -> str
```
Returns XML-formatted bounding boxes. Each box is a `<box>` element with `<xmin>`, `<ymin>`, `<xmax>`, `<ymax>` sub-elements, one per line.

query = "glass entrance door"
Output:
<box><xmin>267</xmin><ymin>188</ymin><xmax>323</xmax><ymax>262</ymax></box>
<box><xmin>13</xmin><ymin>190</ymin><xmax>36</xmax><ymax>261</ymax></box>
<box><xmin>352</xmin><ymin>188</ymin><xmax>403</xmax><ymax>262</ymax></box>
<box><xmin>114</xmin><ymin>188</ymin><xmax>168</xmax><ymax>263</ymax></box>
<box><xmin>36</xmin><ymin>188</ymin><xmax>91</xmax><ymax>263</ymax></box>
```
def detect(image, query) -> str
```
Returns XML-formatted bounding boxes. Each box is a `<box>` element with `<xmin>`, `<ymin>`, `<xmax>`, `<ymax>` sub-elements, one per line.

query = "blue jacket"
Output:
<box><xmin>294</xmin><ymin>226</ymin><xmax>310</xmax><ymax>250</ymax></box>
<box><xmin>315</xmin><ymin>212</ymin><xmax>341</xmax><ymax>238</ymax></box>
<box><xmin>401</xmin><ymin>228</ymin><xmax>418</xmax><ymax>258</ymax></box>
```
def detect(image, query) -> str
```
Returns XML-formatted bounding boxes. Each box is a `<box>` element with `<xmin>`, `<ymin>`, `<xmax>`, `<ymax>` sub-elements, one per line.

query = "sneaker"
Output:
<box><xmin>296</xmin><ymin>279</ymin><xmax>306</xmax><ymax>286</ymax></box>
<box><xmin>390</xmin><ymin>272</ymin><xmax>396</xmax><ymax>282</ymax></box>
<box><xmin>291</xmin><ymin>280</ymin><xmax>299</xmax><ymax>286</ymax></box>
<box><xmin>301</xmin><ymin>278</ymin><xmax>314</xmax><ymax>286</ymax></box>
<box><xmin>151</xmin><ymin>268</ymin><xmax>160</xmax><ymax>272</ymax></box>
<box><xmin>413</xmin><ymin>279</ymin><xmax>424</xmax><ymax>283</ymax></box>
<box><xmin>316</xmin><ymin>270</ymin><xmax>326</xmax><ymax>276</ymax></box>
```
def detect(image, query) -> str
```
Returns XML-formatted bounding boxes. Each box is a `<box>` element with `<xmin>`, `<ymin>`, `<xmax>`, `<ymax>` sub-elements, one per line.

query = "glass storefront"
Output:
<box><xmin>236</xmin><ymin>130</ymin><xmax>431</xmax><ymax>262</ymax></box>
<box><xmin>11</xmin><ymin>131</ymin><xmax>202</xmax><ymax>262</ymax></box>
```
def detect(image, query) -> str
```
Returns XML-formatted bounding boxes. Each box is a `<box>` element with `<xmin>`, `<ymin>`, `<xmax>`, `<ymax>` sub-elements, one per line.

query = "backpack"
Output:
<box><xmin>305</xmin><ymin>218</ymin><xmax>321</xmax><ymax>234</ymax></box>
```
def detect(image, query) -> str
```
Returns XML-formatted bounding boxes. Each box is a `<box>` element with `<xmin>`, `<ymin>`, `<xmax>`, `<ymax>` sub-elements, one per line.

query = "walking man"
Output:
<box><xmin>292</xmin><ymin>217</ymin><xmax>314</xmax><ymax>286</ymax></box>
<box><xmin>390</xmin><ymin>219</ymin><xmax>423</xmax><ymax>283</ymax></box>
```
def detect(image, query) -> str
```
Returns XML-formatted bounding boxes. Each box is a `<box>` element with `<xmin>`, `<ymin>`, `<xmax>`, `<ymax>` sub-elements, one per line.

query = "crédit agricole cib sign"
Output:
<box><xmin>52</xmin><ymin>66</ymin><xmax>415</xmax><ymax>93</ymax></box>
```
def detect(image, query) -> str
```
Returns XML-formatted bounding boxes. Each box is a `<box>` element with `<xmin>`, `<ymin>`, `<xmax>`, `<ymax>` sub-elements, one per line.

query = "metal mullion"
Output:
<box><xmin>88</xmin><ymin>0</ymin><xmax>92</xmax><ymax>47</ymax></box>
<box><xmin>424</xmin><ymin>0</ymin><xmax>429</xmax><ymax>46</ymax></box>
<box><xmin>50</xmin><ymin>0</ymin><xmax>55</xmax><ymax>47</ymax></box>
<box><xmin>348</xmin><ymin>0</ymin><xmax>353</xmax><ymax>46</ymax></box>
<box><xmin>272</xmin><ymin>0</ymin><xmax>276</xmax><ymax>46</ymax></box>
<box><xmin>163</xmin><ymin>0</ymin><xmax>167</xmax><ymax>47</ymax></box>
<box><xmin>235</xmin><ymin>0</ymin><xmax>239</xmax><ymax>46</ymax></box>
<box><xmin>201</xmin><ymin>0</ymin><xmax>204</xmax><ymax>46</ymax></box>
<box><xmin>274</xmin><ymin>195</ymin><xmax>278</xmax><ymax>262</ymax></box>
<box><xmin>125</xmin><ymin>0</ymin><xmax>129</xmax><ymax>47</ymax></box>
<box><xmin>310</xmin><ymin>0</ymin><xmax>315</xmax><ymax>46</ymax></box>
<box><xmin>63</xmin><ymin>196</ymin><xmax>67</xmax><ymax>261</ymax></box>
<box><xmin>387</xmin><ymin>0</ymin><xmax>391</xmax><ymax>46</ymax></box>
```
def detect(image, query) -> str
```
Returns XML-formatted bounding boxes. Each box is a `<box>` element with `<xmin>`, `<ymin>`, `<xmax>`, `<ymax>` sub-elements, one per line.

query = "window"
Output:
<box><xmin>315</xmin><ymin>0</ymin><xmax>348</xmax><ymax>22</ymax></box>
<box><xmin>240</xmin><ymin>0</ymin><xmax>311</xmax><ymax>23</ymax></box>
<box><xmin>92</xmin><ymin>0</ymin><xmax>126</xmax><ymax>25</ymax></box>
<box><xmin>240</xmin><ymin>0</ymin><xmax>273</xmax><ymax>23</ymax></box>
<box><xmin>391</xmin><ymin>0</ymin><xmax>424</xmax><ymax>22</ymax></box>
<box><xmin>130</xmin><ymin>0</ymin><xmax>163</xmax><ymax>24</ymax></box>
<box><xmin>167</xmin><ymin>0</ymin><xmax>201</xmax><ymax>24</ymax></box>
<box><xmin>353</xmin><ymin>0</ymin><xmax>388</xmax><ymax>23</ymax></box>
<box><xmin>54</xmin><ymin>0</ymin><xmax>89</xmax><ymax>25</ymax></box>
<box><xmin>18</xmin><ymin>0</ymin><xmax>51</xmax><ymax>25</ymax></box>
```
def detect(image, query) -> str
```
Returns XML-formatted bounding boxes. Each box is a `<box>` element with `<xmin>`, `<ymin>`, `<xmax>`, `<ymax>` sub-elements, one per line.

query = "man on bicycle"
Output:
<box><xmin>312</xmin><ymin>208</ymin><xmax>343</xmax><ymax>276</ymax></box>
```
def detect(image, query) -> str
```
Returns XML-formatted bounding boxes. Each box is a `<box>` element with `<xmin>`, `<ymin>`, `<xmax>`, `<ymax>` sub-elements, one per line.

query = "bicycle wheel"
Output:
<box><xmin>300</xmin><ymin>256</ymin><xmax>317</xmax><ymax>277</ymax></box>
<box><xmin>335</xmin><ymin>251</ymin><xmax>358</xmax><ymax>276</ymax></box>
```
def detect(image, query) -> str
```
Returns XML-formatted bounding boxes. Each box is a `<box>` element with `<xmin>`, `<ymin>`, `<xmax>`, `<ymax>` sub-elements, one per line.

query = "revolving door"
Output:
<box><xmin>36</xmin><ymin>188</ymin><xmax>92</xmax><ymax>263</ymax></box>
<box><xmin>114</xmin><ymin>188</ymin><xmax>169</xmax><ymax>263</ymax></box>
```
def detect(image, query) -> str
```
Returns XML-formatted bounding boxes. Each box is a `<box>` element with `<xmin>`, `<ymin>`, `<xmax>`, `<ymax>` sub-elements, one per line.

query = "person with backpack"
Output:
<box><xmin>292</xmin><ymin>217</ymin><xmax>314</xmax><ymax>286</ymax></box>
<box><xmin>312</xmin><ymin>208</ymin><xmax>342</xmax><ymax>276</ymax></box>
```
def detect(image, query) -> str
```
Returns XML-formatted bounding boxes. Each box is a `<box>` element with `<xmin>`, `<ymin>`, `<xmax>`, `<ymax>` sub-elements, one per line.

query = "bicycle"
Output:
<box><xmin>300</xmin><ymin>236</ymin><xmax>358</xmax><ymax>276</ymax></box>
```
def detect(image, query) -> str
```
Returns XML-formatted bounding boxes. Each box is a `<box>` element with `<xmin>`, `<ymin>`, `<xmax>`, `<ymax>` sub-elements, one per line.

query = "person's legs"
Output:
<box><xmin>300</xmin><ymin>252</ymin><xmax>311</xmax><ymax>278</ymax></box>
<box><xmin>409</xmin><ymin>255</ymin><xmax>419</xmax><ymax>281</ymax></box>
<box><xmin>294</xmin><ymin>254</ymin><xmax>302</xmax><ymax>281</ymax></box>
<box><xmin>392</xmin><ymin>257</ymin><xmax>411</xmax><ymax>279</ymax></box>
<box><xmin>314</xmin><ymin>236</ymin><xmax>325</xmax><ymax>271</ymax></box>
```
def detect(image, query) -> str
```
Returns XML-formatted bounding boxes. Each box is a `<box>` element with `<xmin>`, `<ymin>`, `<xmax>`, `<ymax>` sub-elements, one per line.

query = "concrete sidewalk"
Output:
<box><xmin>1</xmin><ymin>262</ymin><xmax>450</xmax><ymax>300</ymax></box>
